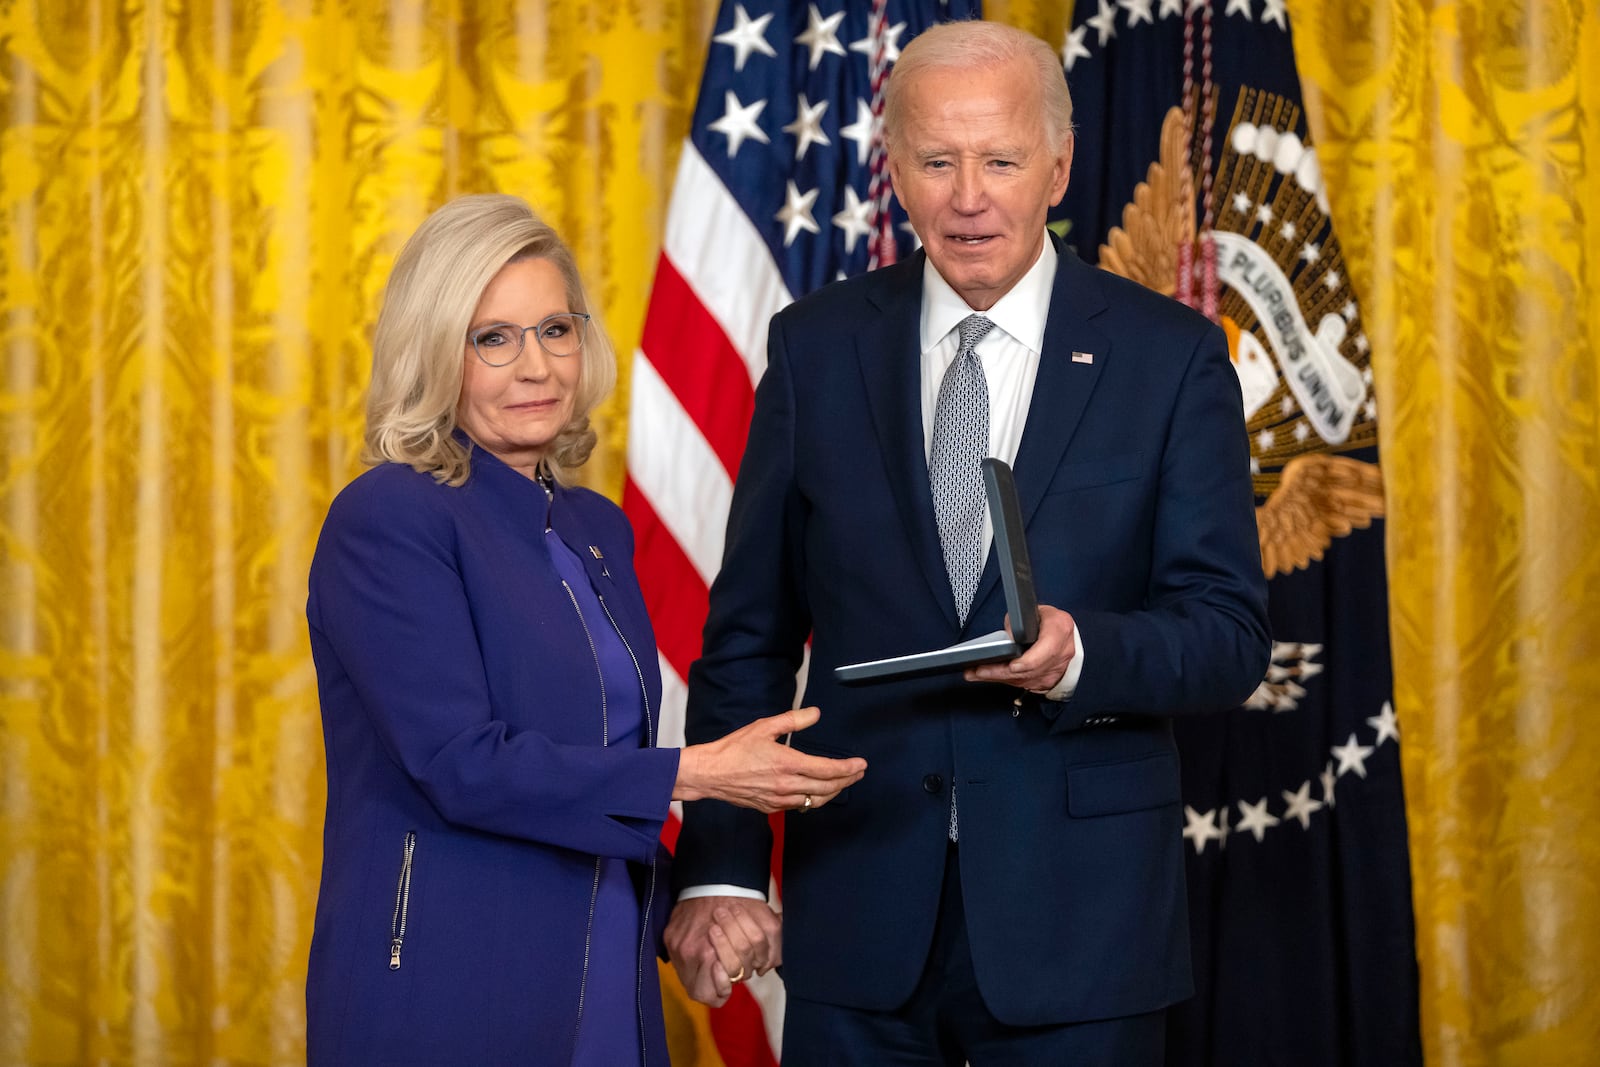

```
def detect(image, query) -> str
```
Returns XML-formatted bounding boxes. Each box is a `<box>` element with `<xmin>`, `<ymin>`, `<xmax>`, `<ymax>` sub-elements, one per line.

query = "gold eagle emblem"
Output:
<box><xmin>1255</xmin><ymin>454</ymin><xmax>1385</xmax><ymax>578</ymax></box>
<box><xmin>1097</xmin><ymin>106</ymin><xmax>1386</xmax><ymax>579</ymax></box>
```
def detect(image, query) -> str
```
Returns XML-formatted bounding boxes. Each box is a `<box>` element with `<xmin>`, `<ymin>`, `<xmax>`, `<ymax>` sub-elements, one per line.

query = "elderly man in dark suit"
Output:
<box><xmin>665</xmin><ymin>20</ymin><xmax>1270</xmax><ymax>1065</ymax></box>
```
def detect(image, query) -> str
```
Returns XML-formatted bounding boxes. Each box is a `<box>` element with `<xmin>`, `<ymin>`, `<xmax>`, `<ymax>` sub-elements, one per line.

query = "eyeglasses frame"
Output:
<box><xmin>468</xmin><ymin>311</ymin><xmax>592</xmax><ymax>367</ymax></box>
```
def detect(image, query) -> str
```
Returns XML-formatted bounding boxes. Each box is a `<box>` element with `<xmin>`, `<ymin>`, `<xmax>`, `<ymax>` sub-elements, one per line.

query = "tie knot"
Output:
<box><xmin>956</xmin><ymin>314</ymin><xmax>995</xmax><ymax>355</ymax></box>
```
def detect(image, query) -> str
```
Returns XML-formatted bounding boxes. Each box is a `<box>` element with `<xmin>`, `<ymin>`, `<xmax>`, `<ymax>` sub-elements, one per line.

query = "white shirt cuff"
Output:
<box><xmin>678</xmin><ymin>883</ymin><xmax>768</xmax><ymax>902</ymax></box>
<box><xmin>1043</xmin><ymin>626</ymin><xmax>1085</xmax><ymax>702</ymax></box>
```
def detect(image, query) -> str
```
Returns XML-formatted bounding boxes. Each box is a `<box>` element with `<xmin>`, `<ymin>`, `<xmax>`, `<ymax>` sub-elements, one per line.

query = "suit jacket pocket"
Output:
<box><xmin>388</xmin><ymin>830</ymin><xmax>417</xmax><ymax>971</ymax></box>
<box><xmin>1043</xmin><ymin>450</ymin><xmax>1146</xmax><ymax>495</ymax></box>
<box><xmin>1066</xmin><ymin>751</ymin><xmax>1180</xmax><ymax>817</ymax></box>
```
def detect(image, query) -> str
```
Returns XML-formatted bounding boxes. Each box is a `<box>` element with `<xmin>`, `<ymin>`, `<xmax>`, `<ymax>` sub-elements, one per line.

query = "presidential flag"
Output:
<box><xmin>1055</xmin><ymin>2</ymin><xmax>1422</xmax><ymax>1063</ymax></box>
<box><xmin>623</xmin><ymin>1</ymin><xmax>978</xmax><ymax>1062</ymax></box>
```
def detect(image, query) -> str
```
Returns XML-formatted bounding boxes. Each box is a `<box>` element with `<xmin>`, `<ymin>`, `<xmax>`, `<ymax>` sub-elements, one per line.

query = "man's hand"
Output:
<box><xmin>964</xmin><ymin>604</ymin><xmax>1076</xmax><ymax>694</ymax></box>
<box><xmin>664</xmin><ymin>895</ymin><xmax>783</xmax><ymax>1007</ymax></box>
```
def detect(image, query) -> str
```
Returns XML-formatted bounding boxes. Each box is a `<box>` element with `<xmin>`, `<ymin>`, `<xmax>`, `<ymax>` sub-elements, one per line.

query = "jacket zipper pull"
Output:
<box><xmin>389</xmin><ymin>937</ymin><xmax>403</xmax><ymax>970</ymax></box>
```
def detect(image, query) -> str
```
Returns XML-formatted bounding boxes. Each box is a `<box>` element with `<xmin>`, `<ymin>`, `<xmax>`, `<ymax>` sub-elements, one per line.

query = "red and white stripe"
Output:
<box><xmin>625</xmin><ymin>141</ymin><xmax>795</xmax><ymax>1065</ymax></box>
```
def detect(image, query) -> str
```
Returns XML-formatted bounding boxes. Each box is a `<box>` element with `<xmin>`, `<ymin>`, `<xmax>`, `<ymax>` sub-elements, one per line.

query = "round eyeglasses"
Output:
<box><xmin>468</xmin><ymin>312</ymin><xmax>591</xmax><ymax>366</ymax></box>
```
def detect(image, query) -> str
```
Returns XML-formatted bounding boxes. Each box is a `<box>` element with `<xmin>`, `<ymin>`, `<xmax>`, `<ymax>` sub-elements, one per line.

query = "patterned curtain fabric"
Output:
<box><xmin>0</xmin><ymin>1</ymin><xmax>721</xmax><ymax>1062</ymax></box>
<box><xmin>0</xmin><ymin>2</ymin><xmax>1593</xmax><ymax>1066</ymax></box>
<box><xmin>1291</xmin><ymin>2</ymin><xmax>1600</xmax><ymax>1060</ymax></box>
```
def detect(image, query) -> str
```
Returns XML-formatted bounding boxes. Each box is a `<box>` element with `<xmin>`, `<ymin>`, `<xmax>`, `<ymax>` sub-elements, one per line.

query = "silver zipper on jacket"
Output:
<box><xmin>633</xmin><ymin>855</ymin><xmax>660</xmax><ymax>1067</ymax></box>
<box><xmin>598</xmin><ymin>595</ymin><xmax>655</xmax><ymax>748</ymax></box>
<box><xmin>389</xmin><ymin>830</ymin><xmax>416</xmax><ymax>970</ymax></box>
<box><xmin>574</xmin><ymin>857</ymin><xmax>602</xmax><ymax>1050</ymax></box>
<box><xmin>563</xmin><ymin>581</ymin><xmax>609</xmax><ymax>746</ymax></box>
<box><xmin>560</xmin><ymin>579</ymin><xmax>608</xmax><ymax>1049</ymax></box>
<box><xmin>599</xmin><ymin>593</ymin><xmax>659</xmax><ymax>1067</ymax></box>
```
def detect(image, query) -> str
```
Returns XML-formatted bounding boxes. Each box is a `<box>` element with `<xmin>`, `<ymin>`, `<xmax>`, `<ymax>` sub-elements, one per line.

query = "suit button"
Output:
<box><xmin>922</xmin><ymin>774</ymin><xmax>943</xmax><ymax>794</ymax></box>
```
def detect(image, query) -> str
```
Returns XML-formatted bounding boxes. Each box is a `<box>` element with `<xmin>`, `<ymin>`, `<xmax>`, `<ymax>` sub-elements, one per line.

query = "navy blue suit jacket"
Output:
<box><xmin>675</xmin><ymin>239</ymin><xmax>1270</xmax><ymax>1026</ymax></box>
<box><xmin>305</xmin><ymin>449</ymin><xmax>679</xmax><ymax>1064</ymax></box>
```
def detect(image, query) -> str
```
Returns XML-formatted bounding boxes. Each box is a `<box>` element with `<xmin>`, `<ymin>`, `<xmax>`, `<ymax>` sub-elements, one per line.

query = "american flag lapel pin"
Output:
<box><xmin>1072</xmin><ymin>350</ymin><xmax>1095</xmax><ymax>364</ymax></box>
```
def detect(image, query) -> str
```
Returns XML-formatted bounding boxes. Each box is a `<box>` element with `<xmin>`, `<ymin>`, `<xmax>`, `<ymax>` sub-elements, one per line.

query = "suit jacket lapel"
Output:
<box><xmin>970</xmin><ymin>241</ymin><xmax>1112</xmax><ymax>621</ymax></box>
<box><xmin>855</xmin><ymin>254</ymin><xmax>963</xmax><ymax>632</ymax></box>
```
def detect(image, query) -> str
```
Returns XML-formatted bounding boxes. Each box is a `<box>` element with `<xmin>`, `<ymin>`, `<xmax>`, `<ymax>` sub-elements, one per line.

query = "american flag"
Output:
<box><xmin>623</xmin><ymin>0</ymin><xmax>977</xmax><ymax>1061</ymax></box>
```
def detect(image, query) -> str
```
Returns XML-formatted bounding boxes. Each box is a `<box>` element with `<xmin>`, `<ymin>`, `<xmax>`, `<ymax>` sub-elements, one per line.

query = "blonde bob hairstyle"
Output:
<box><xmin>363</xmin><ymin>194</ymin><xmax>617</xmax><ymax>487</ymax></box>
<box><xmin>883</xmin><ymin>20</ymin><xmax>1074</xmax><ymax>155</ymax></box>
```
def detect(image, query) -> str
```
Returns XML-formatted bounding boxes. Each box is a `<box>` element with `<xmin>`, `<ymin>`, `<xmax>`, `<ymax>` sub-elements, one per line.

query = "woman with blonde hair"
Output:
<box><xmin>305</xmin><ymin>194</ymin><xmax>864</xmax><ymax>1065</ymax></box>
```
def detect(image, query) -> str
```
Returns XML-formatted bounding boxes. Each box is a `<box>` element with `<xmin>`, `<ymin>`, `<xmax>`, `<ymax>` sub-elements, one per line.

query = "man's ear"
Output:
<box><xmin>1050</xmin><ymin>132</ymin><xmax>1075</xmax><ymax>207</ymax></box>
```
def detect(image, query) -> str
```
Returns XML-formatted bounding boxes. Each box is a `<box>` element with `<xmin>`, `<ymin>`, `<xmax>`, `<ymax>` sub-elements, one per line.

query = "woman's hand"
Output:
<box><xmin>665</xmin><ymin>896</ymin><xmax>783</xmax><ymax>1007</ymax></box>
<box><xmin>674</xmin><ymin>706</ymin><xmax>866</xmax><ymax>813</ymax></box>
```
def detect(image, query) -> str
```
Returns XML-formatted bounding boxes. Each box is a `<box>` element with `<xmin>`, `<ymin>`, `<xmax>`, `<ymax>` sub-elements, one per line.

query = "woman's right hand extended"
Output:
<box><xmin>674</xmin><ymin>706</ymin><xmax>866</xmax><ymax>813</ymax></box>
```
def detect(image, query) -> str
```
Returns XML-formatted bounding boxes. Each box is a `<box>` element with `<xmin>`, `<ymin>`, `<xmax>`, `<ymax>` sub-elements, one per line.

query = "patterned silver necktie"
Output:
<box><xmin>930</xmin><ymin>314</ymin><xmax>993</xmax><ymax>845</ymax></box>
<box><xmin>929</xmin><ymin>313</ymin><xmax>995</xmax><ymax>627</ymax></box>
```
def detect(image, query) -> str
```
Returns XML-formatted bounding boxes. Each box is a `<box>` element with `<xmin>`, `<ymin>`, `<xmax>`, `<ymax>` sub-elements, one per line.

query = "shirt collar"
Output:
<box><xmin>919</xmin><ymin>233</ymin><xmax>1058</xmax><ymax>354</ymax></box>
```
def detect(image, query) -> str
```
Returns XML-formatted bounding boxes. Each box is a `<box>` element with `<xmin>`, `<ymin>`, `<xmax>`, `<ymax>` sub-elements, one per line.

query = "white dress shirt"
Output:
<box><xmin>918</xmin><ymin>236</ymin><xmax>1084</xmax><ymax>704</ymax></box>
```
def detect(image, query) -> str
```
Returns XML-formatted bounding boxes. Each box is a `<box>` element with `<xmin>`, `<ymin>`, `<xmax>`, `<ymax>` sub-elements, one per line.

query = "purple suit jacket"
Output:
<box><xmin>305</xmin><ymin>446</ymin><xmax>678</xmax><ymax>1065</ymax></box>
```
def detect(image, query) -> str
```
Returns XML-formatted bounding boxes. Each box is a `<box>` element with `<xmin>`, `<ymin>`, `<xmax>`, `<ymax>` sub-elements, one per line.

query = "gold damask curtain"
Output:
<box><xmin>0</xmin><ymin>2</ymin><xmax>1594</xmax><ymax>1066</ymax></box>
<box><xmin>1292</xmin><ymin>2</ymin><xmax>1600</xmax><ymax>1059</ymax></box>
<box><xmin>0</xmin><ymin>1</ymin><xmax>722</xmax><ymax>1062</ymax></box>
